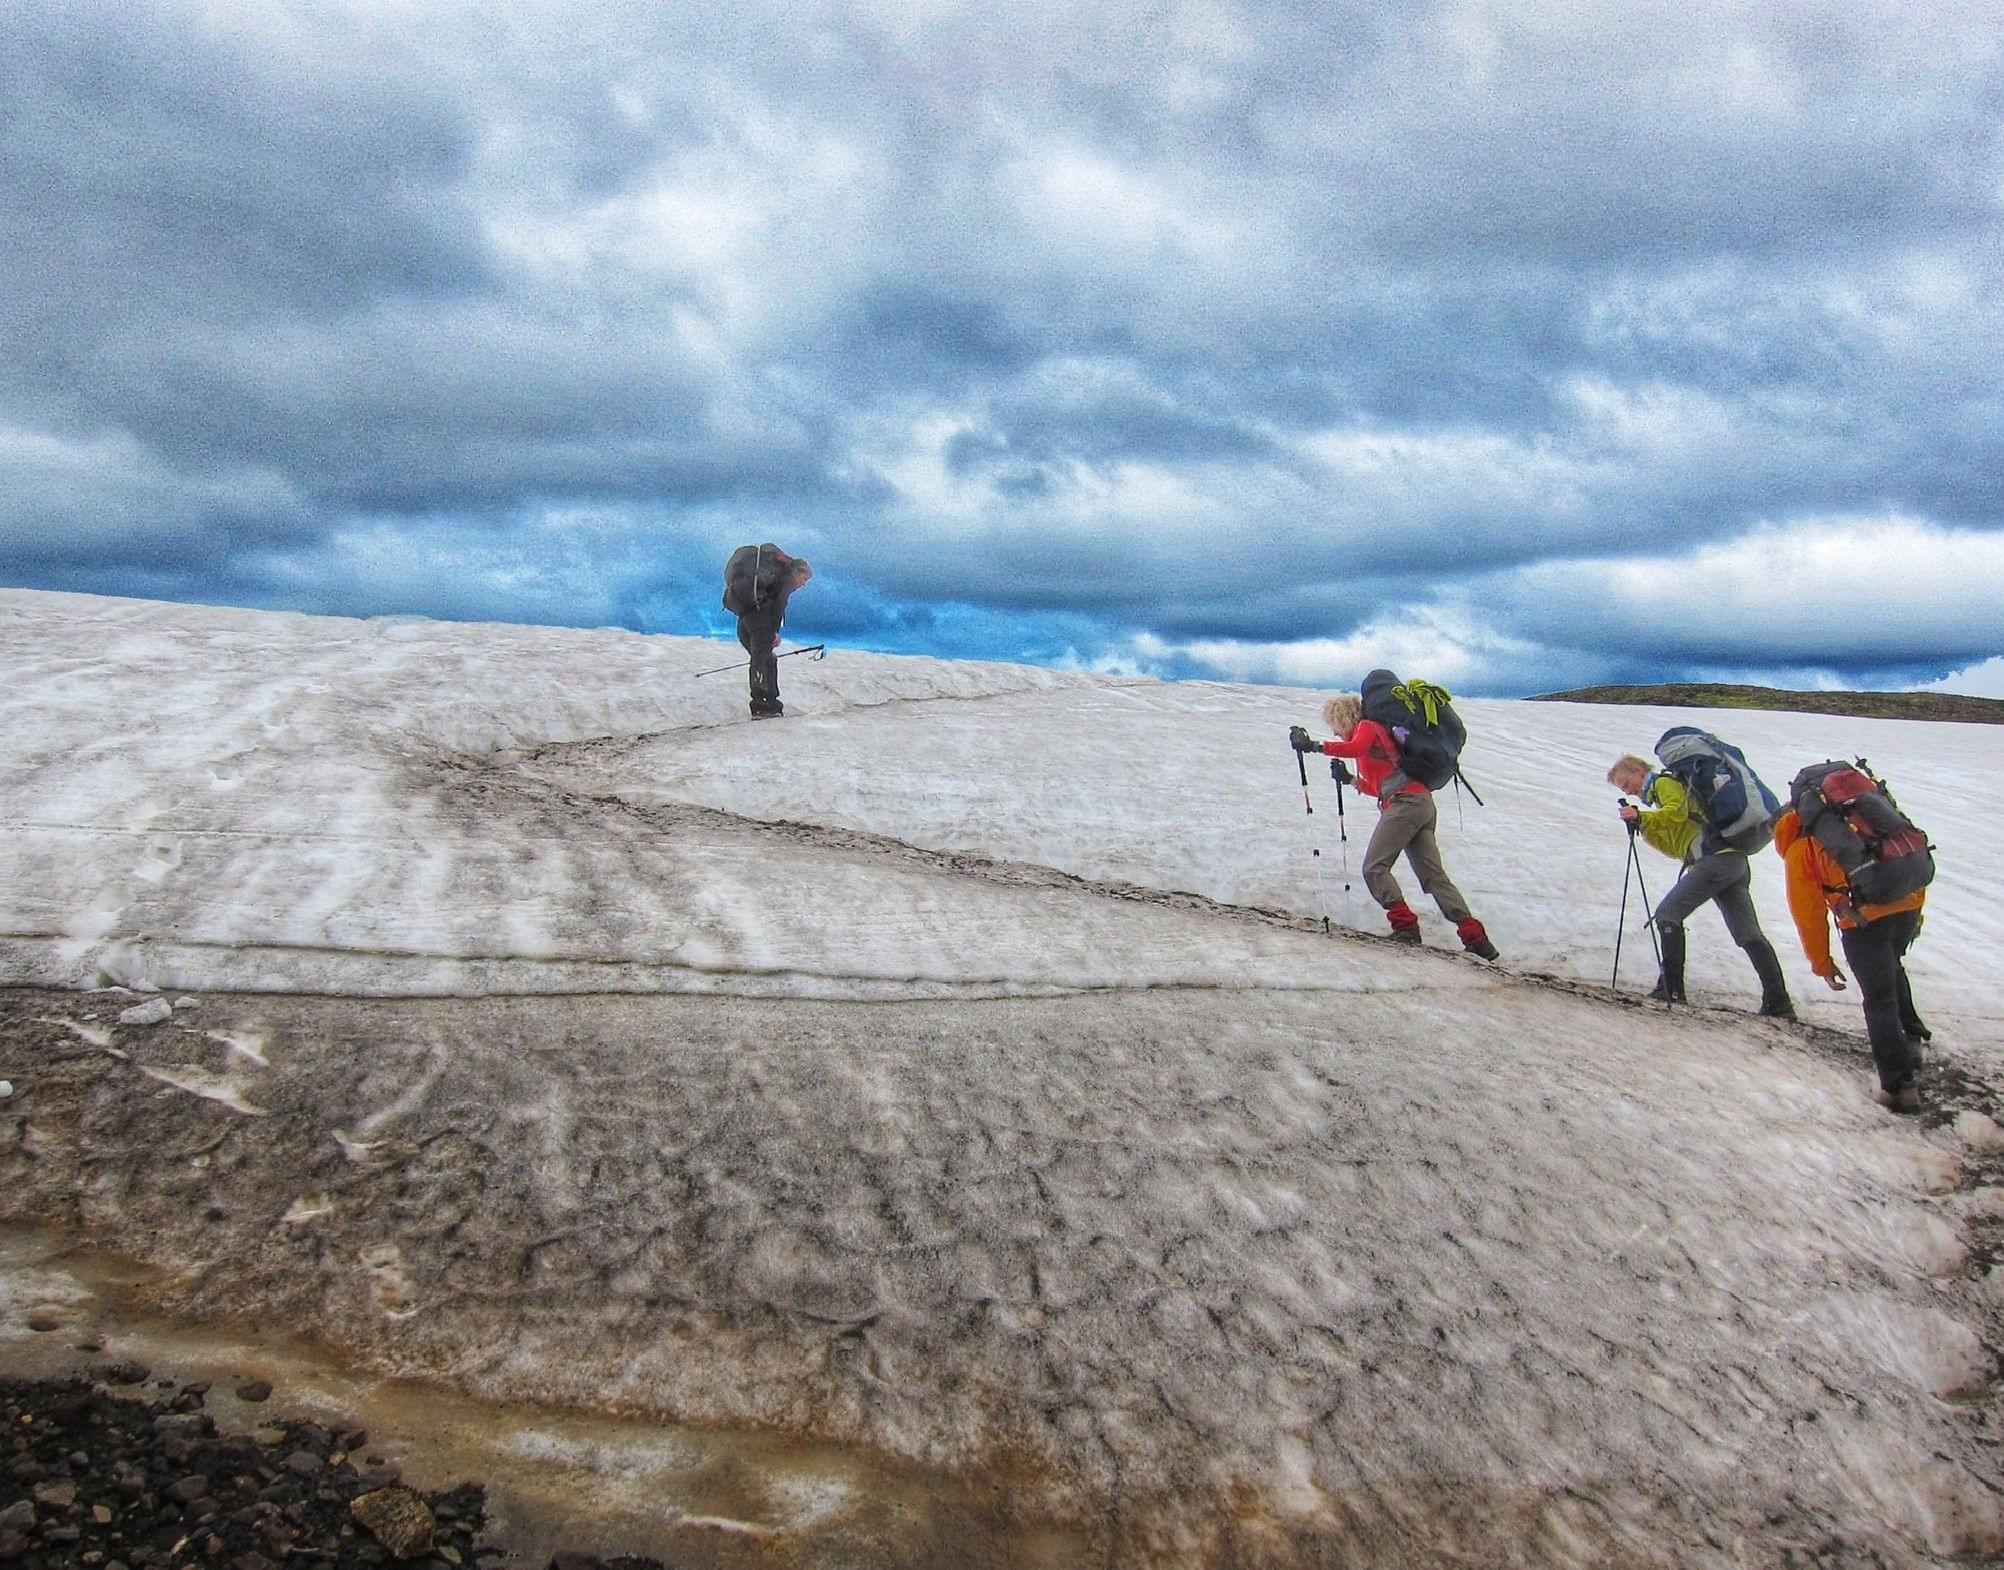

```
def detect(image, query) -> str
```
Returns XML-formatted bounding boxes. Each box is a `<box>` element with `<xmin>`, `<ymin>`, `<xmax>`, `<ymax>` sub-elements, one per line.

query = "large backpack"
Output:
<box><xmin>1654</xmin><ymin>726</ymin><xmax>1781</xmax><ymax>853</ymax></box>
<box><xmin>722</xmin><ymin>543</ymin><xmax>792</xmax><ymax>617</ymax></box>
<box><xmin>1360</xmin><ymin>669</ymin><xmax>1468</xmax><ymax>792</ymax></box>
<box><xmin>1789</xmin><ymin>760</ymin><xmax>1935</xmax><ymax>909</ymax></box>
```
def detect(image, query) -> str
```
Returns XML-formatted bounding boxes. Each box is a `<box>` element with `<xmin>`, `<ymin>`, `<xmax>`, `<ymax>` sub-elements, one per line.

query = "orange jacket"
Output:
<box><xmin>1772</xmin><ymin>809</ymin><xmax>1926</xmax><ymax>978</ymax></box>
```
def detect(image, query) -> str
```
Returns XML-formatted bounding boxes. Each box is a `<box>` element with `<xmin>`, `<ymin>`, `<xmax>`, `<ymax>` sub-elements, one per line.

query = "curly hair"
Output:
<box><xmin>1322</xmin><ymin>694</ymin><xmax>1363</xmax><ymax>737</ymax></box>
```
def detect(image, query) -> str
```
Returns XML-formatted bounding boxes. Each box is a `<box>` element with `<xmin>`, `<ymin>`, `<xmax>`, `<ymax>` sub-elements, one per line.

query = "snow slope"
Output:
<box><xmin>3</xmin><ymin>588</ymin><xmax>1999</xmax><ymax>1059</ymax></box>
<box><xmin>2</xmin><ymin>588</ymin><xmax>2003</xmax><ymax>1566</ymax></box>
<box><xmin>543</xmin><ymin>665</ymin><xmax>2004</xmax><ymax>1065</ymax></box>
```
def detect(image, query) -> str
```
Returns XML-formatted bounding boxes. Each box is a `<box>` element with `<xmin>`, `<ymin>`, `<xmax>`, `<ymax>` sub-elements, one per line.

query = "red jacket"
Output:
<box><xmin>1321</xmin><ymin>721</ymin><xmax>1427</xmax><ymax>802</ymax></box>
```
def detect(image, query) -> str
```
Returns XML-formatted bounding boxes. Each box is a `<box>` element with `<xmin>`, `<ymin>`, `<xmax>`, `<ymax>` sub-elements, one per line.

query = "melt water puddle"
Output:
<box><xmin>0</xmin><ymin>1225</ymin><xmax>1088</xmax><ymax>1568</ymax></box>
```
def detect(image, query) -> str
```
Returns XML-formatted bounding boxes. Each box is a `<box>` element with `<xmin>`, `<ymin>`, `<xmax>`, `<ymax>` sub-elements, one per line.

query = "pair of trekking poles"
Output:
<box><xmin>1290</xmin><ymin>735</ymin><xmax>1352</xmax><ymax>934</ymax></box>
<box><xmin>1611</xmin><ymin>812</ymin><xmax>1663</xmax><ymax>990</ymax></box>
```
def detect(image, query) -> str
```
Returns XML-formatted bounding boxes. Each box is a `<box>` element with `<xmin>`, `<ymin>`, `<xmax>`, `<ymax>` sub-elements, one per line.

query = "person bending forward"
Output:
<box><xmin>1294</xmin><ymin>695</ymin><xmax>1498</xmax><ymax>959</ymax></box>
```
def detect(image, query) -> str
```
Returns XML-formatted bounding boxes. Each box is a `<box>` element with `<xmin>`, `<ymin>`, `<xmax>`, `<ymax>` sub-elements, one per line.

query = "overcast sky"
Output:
<box><xmin>4</xmin><ymin>1</ymin><xmax>2001</xmax><ymax>694</ymax></box>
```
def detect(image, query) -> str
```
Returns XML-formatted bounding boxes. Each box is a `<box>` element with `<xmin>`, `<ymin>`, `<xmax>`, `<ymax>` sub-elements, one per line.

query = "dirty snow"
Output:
<box><xmin>2</xmin><ymin>587</ymin><xmax>2002</xmax><ymax>1566</ymax></box>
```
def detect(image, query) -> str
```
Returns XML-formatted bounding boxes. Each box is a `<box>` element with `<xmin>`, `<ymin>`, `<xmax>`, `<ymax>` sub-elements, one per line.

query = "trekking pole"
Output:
<box><xmin>1612</xmin><ymin>823</ymin><xmax>1638</xmax><ymax>989</ymax></box>
<box><xmin>1331</xmin><ymin>759</ymin><xmax>1353</xmax><ymax>892</ymax></box>
<box><xmin>693</xmin><ymin>643</ymin><xmax>828</xmax><ymax>678</ymax></box>
<box><xmin>1629</xmin><ymin>829</ymin><xmax>1661</xmax><ymax>969</ymax></box>
<box><xmin>1290</xmin><ymin>735</ymin><xmax>1332</xmax><ymax>934</ymax></box>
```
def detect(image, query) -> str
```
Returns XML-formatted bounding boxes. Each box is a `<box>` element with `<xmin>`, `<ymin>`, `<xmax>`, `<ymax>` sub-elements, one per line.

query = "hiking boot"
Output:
<box><xmin>1744</xmin><ymin>938</ymin><xmax>1795</xmax><ymax>1020</ymax></box>
<box><xmin>1456</xmin><ymin>917</ymin><xmax>1499</xmax><ymax>962</ymax></box>
<box><xmin>1386</xmin><ymin>928</ymin><xmax>1423</xmax><ymax>945</ymax></box>
<box><xmin>1385</xmin><ymin>903</ymin><xmax>1421</xmax><ymax>944</ymax></box>
<box><xmin>1874</xmin><ymin>1080</ymin><xmax>1924</xmax><ymax>1115</ymax></box>
<box><xmin>1650</xmin><ymin>925</ymin><xmax>1687</xmax><ymax>1004</ymax></box>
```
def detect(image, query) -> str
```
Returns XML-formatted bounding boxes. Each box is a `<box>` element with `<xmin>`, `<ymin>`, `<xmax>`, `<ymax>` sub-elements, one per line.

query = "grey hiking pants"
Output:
<box><xmin>1653</xmin><ymin>849</ymin><xmax>1764</xmax><ymax>944</ymax></box>
<box><xmin>1363</xmin><ymin>792</ymin><xmax>1473</xmax><ymax>922</ymax></box>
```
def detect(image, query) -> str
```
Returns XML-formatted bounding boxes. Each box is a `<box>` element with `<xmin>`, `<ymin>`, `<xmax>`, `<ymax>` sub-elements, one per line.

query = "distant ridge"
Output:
<box><xmin>1528</xmin><ymin>682</ymin><xmax>2004</xmax><ymax>725</ymax></box>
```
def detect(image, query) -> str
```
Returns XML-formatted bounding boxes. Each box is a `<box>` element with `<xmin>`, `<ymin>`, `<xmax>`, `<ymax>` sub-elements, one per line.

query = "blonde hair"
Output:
<box><xmin>1323</xmin><ymin>694</ymin><xmax>1362</xmax><ymax>737</ymax></box>
<box><xmin>1607</xmin><ymin>754</ymin><xmax>1651</xmax><ymax>787</ymax></box>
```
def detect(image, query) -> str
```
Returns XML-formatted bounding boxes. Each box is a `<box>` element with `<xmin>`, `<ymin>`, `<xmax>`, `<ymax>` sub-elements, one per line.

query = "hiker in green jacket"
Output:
<box><xmin>1619</xmin><ymin>761</ymin><xmax>1704</xmax><ymax>863</ymax></box>
<box><xmin>1608</xmin><ymin>753</ymin><xmax>1793</xmax><ymax>1016</ymax></box>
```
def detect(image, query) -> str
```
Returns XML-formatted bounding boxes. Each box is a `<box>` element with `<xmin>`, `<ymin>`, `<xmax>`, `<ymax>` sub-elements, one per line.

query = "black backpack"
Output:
<box><xmin>722</xmin><ymin>543</ymin><xmax>792</xmax><ymax>617</ymax></box>
<box><xmin>1359</xmin><ymin>669</ymin><xmax>1468</xmax><ymax>792</ymax></box>
<box><xmin>1789</xmin><ymin>760</ymin><xmax>1935</xmax><ymax>908</ymax></box>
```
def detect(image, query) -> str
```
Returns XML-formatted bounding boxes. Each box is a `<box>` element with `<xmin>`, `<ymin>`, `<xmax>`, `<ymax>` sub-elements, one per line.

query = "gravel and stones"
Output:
<box><xmin>0</xmin><ymin>1373</ymin><xmax>665</xmax><ymax>1570</ymax></box>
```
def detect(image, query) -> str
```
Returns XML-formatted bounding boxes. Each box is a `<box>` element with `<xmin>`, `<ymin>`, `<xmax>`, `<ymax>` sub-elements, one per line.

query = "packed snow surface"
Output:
<box><xmin>2</xmin><ymin>589</ymin><xmax>2002</xmax><ymax>1566</ymax></box>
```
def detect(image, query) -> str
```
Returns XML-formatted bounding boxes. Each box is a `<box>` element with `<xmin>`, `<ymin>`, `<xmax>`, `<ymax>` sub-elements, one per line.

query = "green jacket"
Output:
<box><xmin>1635</xmin><ymin>772</ymin><xmax>1702</xmax><ymax>863</ymax></box>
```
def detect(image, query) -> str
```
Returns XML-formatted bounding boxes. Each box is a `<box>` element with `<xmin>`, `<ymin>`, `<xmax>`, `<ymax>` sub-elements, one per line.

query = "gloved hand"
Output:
<box><xmin>1331</xmin><ymin>759</ymin><xmax>1354</xmax><ymax>786</ymax></box>
<box><xmin>1823</xmin><ymin>967</ymin><xmax>1849</xmax><ymax>992</ymax></box>
<box><xmin>1289</xmin><ymin>726</ymin><xmax>1318</xmax><ymax>753</ymax></box>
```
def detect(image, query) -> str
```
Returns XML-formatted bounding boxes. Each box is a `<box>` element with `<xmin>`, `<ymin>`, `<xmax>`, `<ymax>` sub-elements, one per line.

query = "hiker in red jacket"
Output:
<box><xmin>1292</xmin><ymin>694</ymin><xmax>1498</xmax><ymax>958</ymax></box>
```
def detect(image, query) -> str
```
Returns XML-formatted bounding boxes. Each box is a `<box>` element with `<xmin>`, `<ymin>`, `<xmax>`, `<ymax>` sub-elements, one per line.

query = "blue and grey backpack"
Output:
<box><xmin>1654</xmin><ymin>726</ymin><xmax>1781</xmax><ymax>854</ymax></box>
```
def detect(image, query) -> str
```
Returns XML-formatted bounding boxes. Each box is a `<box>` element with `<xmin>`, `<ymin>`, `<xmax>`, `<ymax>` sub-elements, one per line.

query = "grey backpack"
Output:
<box><xmin>1655</xmin><ymin>726</ymin><xmax>1782</xmax><ymax>853</ymax></box>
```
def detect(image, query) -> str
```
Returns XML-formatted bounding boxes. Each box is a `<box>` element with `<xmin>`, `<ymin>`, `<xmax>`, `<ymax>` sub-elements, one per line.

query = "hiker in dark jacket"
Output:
<box><xmin>1293</xmin><ymin>694</ymin><xmax>1499</xmax><ymax>959</ymax></box>
<box><xmin>1608</xmin><ymin>752</ymin><xmax>1794</xmax><ymax>1017</ymax></box>
<box><xmin>722</xmin><ymin>545</ymin><xmax>812</xmax><ymax>718</ymax></box>
<box><xmin>1775</xmin><ymin>807</ymin><xmax>1929</xmax><ymax>1112</ymax></box>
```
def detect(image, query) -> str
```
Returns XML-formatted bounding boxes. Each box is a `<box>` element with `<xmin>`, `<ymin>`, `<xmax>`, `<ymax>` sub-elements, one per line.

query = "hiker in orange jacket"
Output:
<box><xmin>1773</xmin><ymin>809</ymin><xmax>1929</xmax><ymax>1112</ymax></box>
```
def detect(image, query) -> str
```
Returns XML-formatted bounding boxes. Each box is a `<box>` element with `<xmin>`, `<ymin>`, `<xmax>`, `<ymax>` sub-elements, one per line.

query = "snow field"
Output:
<box><xmin>560</xmin><ymin>669</ymin><xmax>2004</xmax><ymax>1066</ymax></box>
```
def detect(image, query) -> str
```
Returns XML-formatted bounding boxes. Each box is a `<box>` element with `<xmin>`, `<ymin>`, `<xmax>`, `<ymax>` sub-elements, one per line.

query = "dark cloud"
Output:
<box><xmin>0</xmin><ymin>0</ymin><xmax>2000</xmax><ymax>695</ymax></box>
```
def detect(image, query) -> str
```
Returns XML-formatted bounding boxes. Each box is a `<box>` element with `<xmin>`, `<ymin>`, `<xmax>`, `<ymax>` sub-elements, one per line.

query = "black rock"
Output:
<box><xmin>165</xmin><ymin>1477</ymin><xmax>209</xmax><ymax>1505</ymax></box>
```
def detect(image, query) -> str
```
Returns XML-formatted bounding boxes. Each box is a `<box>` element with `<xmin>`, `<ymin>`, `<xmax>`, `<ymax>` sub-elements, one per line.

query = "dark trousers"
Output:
<box><xmin>1654</xmin><ymin>849</ymin><xmax>1763</xmax><ymax>943</ymax></box>
<box><xmin>737</xmin><ymin>607</ymin><xmax>781</xmax><ymax>707</ymax></box>
<box><xmin>1839</xmin><ymin>908</ymin><xmax>1925</xmax><ymax>1092</ymax></box>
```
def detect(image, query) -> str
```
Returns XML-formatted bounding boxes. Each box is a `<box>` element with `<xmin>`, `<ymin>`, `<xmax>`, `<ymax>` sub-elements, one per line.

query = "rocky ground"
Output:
<box><xmin>0</xmin><ymin>1365</ymin><xmax>577</xmax><ymax>1570</ymax></box>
